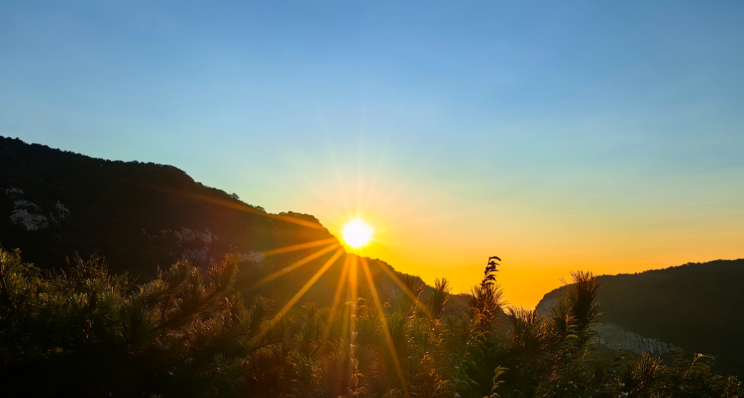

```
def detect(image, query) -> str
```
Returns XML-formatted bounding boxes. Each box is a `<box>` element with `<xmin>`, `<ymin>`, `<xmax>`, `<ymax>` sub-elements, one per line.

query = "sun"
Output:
<box><xmin>342</xmin><ymin>219</ymin><xmax>373</xmax><ymax>248</ymax></box>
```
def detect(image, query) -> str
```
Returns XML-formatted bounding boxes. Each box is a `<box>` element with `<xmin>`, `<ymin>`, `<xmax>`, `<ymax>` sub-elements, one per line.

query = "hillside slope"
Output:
<box><xmin>537</xmin><ymin>259</ymin><xmax>744</xmax><ymax>377</ymax></box>
<box><xmin>0</xmin><ymin>136</ymin><xmax>418</xmax><ymax>308</ymax></box>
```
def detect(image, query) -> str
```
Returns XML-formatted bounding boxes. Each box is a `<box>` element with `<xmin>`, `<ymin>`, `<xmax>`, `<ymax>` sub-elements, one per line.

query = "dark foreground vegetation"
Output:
<box><xmin>1</xmin><ymin>248</ymin><xmax>740</xmax><ymax>398</ymax></box>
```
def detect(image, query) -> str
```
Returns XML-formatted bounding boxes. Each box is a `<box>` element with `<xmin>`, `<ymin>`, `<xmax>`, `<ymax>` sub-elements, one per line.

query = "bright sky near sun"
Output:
<box><xmin>2</xmin><ymin>1</ymin><xmax>743</xmax><ymax>307</ymax></box>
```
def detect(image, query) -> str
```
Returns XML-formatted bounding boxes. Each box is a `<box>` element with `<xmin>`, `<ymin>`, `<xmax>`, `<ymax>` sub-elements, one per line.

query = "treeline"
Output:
<box><xmin>0</xmin><ymin>248</ymin><xmax>740</xmax><ymax>397</ymax></box>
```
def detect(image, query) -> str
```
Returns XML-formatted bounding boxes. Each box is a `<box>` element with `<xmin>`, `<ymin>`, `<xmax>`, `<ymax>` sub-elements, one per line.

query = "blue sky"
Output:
<box><xmin>2</xmin><ymin>1</ymin><xmax>743</xmax><ymax>305</ymax></box>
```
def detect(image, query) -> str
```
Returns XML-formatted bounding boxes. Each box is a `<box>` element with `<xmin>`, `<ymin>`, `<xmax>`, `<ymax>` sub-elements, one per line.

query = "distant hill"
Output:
<box><xmin>536</xmin><ymin>259</ymin><xmax>744</xmax><ymax>377</ymax></box>
<box><xmin>0</xmin><ymin>136</ymin><xmax>421</xmax><ymax>308</ymax></box>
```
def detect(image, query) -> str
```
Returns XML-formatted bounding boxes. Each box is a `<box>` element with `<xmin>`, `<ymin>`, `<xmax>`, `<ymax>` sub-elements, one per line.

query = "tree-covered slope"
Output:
<box><xmin>537</xmin><ymin>259</ymin><xmax>744</xmax><ymax>377</ymax></box>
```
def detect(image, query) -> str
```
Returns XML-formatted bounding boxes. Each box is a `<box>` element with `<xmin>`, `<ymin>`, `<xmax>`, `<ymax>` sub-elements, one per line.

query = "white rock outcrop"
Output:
<box><xmin>169</xmin><ymin>228</ymin><xmax>218</xmax><ymax>245</ymax></box>
<box><xmin>174</xmin><ymin>228</ymin><xmax>196</xmax><ymax>243</ymax></box>
<box><xmin>4</xmin><ymin>188</ymin><xmax>70</xmax><ymax>229</ymax></box>
<box><xmin>54</xmin><ymin>201</ymin><xmax>71</xmax><ymax>220</ymax></box>
<box><xmin>535</xmin><ymin>298</ymin><xmax>557</xmax><ymax>318</ymax></box>
<box><xmin>536</xmin><ymin>297</ymin><xmax>681</xmax><ymax>355</ymax></box>
<box><xmin>197</xmin><ymin>229</ymin><xmax>217</xmax><ymax>244</ymax></box>
<box><xmin>596</xmin><ymin>323</ymin><xmax>681</xmax><ymax>355</ymax></box>
<box><xmin>182</xmin><ymin>247</ymin><xmax>210</xmax><ymax>262</ymax></box>
<box><xmin>3</xmin><ymin>188</ymin><xmax>23</xmax><ymax>197</ymax></box>
<box><xmin>14</xmin><ymin>199</ymin><xmax>40</xmax><ymax>211</ymax></box>
<box><xmin>142</xmin><ymin>227</ymin><xmax>219</xmax><ymax>264</ymax></box>
<box><xmin>10</xmin><ymin>209</ymin><xmax>49</xmax><ymax>231</ymax></box>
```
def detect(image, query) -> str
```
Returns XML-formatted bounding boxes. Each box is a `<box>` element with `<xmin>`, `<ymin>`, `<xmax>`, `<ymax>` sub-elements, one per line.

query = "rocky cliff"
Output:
<box><xmin>537</xmin><ymin>298</ymin><xmax>681</xmax><ymax>355</ymax></box>
<box><xmin>536</xmin><ymin>260</ymin><xmax>744</xmax><ymax>377</ymax></box>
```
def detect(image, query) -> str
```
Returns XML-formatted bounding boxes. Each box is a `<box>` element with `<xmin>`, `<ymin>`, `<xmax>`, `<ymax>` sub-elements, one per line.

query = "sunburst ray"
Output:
<box><xmin>253</xmin><ymin>237</ymin><xmax>338</xmax><ymax>259</ymax></box>
<box><xmin>375</xmin><ymin>260</ymin><xmax>432</xmax><ymax>318</ymax></box>
<box><xmin>321</xmin><ymin>255</ymin><xmax>351</xmax><ymax>339</ymax></box>
<box><xmin>311</xmin><ymin>255</ymin><xmax>352</xmax><ymax>356</ymax></box>
<box><xmin>361</xmin><ymin>258</ymin><xmax>410</xmax><ymax>398</ymax></box>
<box><xmin>246</xmin><ymin>243</ymin><xmax>340</xmax><ymax>291</ymax></box>
<box><xmin>253</xmin><ymin>248</ymin><xmax>345</xmax><ymax>343</ymax></box>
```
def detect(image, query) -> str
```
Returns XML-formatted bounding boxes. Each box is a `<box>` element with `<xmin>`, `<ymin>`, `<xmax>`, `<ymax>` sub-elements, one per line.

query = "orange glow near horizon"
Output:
<box><xmin>249</xmin><ymin>141</ymin><xmax>744</xmax><ymax>310</ymax></box>
<box><xmin>268</xmin><ymin>175</ymin><xmax>744</xmax><ymax>310</ymax></box>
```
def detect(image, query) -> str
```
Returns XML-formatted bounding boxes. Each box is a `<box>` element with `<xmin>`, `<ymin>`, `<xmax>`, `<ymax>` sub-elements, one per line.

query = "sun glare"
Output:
<box><xmin>342</xmin><ymin>219</ymin><xmax>373</xmax><ymax>248</ymax></box>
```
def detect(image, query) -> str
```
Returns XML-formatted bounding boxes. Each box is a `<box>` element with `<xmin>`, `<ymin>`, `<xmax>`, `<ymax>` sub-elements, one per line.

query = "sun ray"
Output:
<box><xmin>246</xmin><ymin>243</ymin><xmax>341</xmax><ymax>291</ymax></box>
<box><xmin>348</xmin><ymin>255</ymin><xmax>358</xmax><ymax>328</ymax></box>
<box><xmin>339</xmin><ymin>288</ymin><xmax>351</xmax><ymax>365</ymax></box>
<box><xmin>361</xmin><ymin>258</ymin><xmax>410</xmax><ymax>398</ymax></box>
<box><xmin>254</xmin><ymin>237</ymin><xmax>338</xmax><ymax>259</ymax></box>
<box><xmin>316</xmin><ymin>254</ymin><xmax>351</xmax><ymax>352</ymax></box>
<box><xmin>253</xmin><ymin>248</ymin><xmax>345</xmax><ymax>343</ymax></box>
<box><xmin>330</xmin><ymin>255</ymin><xmax>352</xmax><ymax>315</ymax></box>
<box><xmin>347</xmin><ymin>255</ymin><xmax>359</xmax><ymax>396</ymax></box>
<box><xmin>376</xmin><ymin>260</ymin><xmax>432</xmax><ymax>318</ymax></box>
<box><xmin>349</xmin><ymin>255</ymin><xmax>359</xmax><ymax>304</ymax></box>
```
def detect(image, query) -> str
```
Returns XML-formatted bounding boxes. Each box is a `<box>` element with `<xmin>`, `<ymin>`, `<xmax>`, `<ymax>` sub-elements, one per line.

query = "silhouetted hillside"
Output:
<box><xmin>537</xmin><ymin>259</ymin><xmax>744</xmax><ymax>377</ymax></box>
<box><xmin>0</xmin><ymin>136</ymin><xmax>419</xmax><ymax>307</ymax></box>
<box><xmin>1</xmin><ymin>137</ymin><xmax>741</xmax><ymax>397</ymax></box>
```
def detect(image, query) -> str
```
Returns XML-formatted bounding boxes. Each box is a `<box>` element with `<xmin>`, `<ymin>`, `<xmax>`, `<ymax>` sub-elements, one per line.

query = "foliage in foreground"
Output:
<box><xmin>0</xmin><ymin>248</ymin><xmax>740</xmax><ymax>397</ymax></box>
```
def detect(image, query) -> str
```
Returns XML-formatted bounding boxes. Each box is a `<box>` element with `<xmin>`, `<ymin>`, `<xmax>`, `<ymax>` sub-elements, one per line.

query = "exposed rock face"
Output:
<box><xmin>182</xmin><ymin>247</ymin><xmax>210</xmax><ymax>263</ymax></box>
<box><xmin>197</xmin><ymin>229</ymin><xmax>216</xmax><ymax>245</ymax></box>
<box><xmin>167</xmin><ymin>227</ymin><xmax>218</xmax><ymax>246</ymax></box>
<box><xmin>596</xmin><ymin>323</ymin><xmax>681</xmax><ymax>355</ymax></box>
<box><xmin>4</xmin><ymin>188</ymin><xmax>23</xmax><ymax>197</ymax></box>
<box><xmin>239</xmin><ymin>250</ymin><xmax>266</xmax><ymax>264</ymax></box>
<box><xmin>54</xmin><ymin>201</ymin><xmax>71</xmax><ymax>220</ymax></box>
<box><xmin>4</xmin><ymin>188</ymin><xmax>70</xmax><ymax>231</ymax></box>
<box><xmin>142</xmin><ymin>227</ymin><xmax>221</xmax><ymax>265</ymax></box>
<box><xmin>10</xmin><ymin>209</ymin><xmax>49</xmax><ymax>231</ymax></box>
<box><xmin>535</xmin><ymin>298</ymin><xmax>557</xmax><ymax>318</ymax></box>
<box><xmin>535</xmin><ymin>297</ymin><xmax>680</xmax><ymax>355</ymax></box>
<box><xmin>14</xmin><ymin>199</ymin><xmax>40</xmax><ymax>211</ymax></box>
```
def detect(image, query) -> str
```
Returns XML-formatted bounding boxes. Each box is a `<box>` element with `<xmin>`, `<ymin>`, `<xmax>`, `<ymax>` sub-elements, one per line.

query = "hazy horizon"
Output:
<box><xmin>2</xmin><ymin>1</ymin><xmax>743</xmax><ymax>307</ymax></box>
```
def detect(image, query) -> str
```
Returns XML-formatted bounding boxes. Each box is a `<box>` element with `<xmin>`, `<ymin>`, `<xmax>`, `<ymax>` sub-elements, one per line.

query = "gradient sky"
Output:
<box><xmin>2</xmin><ymin>1</ymin><xmax>743</xmax><ymax>307</ymax></box>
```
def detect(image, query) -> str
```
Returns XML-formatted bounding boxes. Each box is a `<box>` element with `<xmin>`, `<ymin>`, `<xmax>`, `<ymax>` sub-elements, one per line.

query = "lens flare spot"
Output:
<box><xmin>342</xmin><ymin>219</ymin><xmax>373</xmax><ymax>248</ymax></box>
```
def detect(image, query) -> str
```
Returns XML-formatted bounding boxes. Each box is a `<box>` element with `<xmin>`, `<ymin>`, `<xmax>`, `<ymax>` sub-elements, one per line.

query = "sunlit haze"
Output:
<box><xmin>1</xmin><ymin>1</ymin><xmax>743</xmax><ymax>307</ymax></box>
